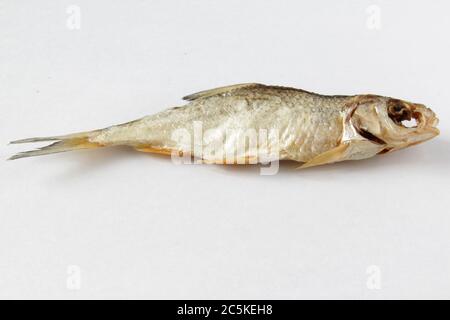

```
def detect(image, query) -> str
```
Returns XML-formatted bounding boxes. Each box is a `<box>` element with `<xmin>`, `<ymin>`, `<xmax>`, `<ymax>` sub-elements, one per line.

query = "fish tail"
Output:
<box><xmin>8</xmin><ymin>131</ymin><xmax>103</xmax><ymax>160</ymax></box>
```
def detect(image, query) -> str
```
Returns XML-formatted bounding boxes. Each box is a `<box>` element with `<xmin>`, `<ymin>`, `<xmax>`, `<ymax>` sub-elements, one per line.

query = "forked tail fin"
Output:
<box><xmin>8</xmin><ymin>131</ymin><xmax>103</xmax><ymax>160</ymax></box>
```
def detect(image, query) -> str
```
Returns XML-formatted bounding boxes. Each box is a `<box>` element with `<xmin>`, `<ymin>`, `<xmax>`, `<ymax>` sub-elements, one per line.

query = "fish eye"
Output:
<box><xmin>388</xmin><ymin>99</ymin><xmax>412</xmax><ymax>124</ymax></box>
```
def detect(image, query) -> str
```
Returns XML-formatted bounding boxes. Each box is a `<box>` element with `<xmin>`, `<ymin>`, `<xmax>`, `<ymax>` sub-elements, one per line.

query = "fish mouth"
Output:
<box><xmin>410</xmin><ymin>104</ymin><xmax>440</xmax><ymax>136</ymax></box>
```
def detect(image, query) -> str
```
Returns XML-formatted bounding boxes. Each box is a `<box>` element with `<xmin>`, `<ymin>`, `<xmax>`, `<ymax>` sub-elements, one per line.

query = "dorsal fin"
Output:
<box><xmin>182</xmin><ymin>83</ymin><xmax>265</xmax><ymax>101</ymax></box>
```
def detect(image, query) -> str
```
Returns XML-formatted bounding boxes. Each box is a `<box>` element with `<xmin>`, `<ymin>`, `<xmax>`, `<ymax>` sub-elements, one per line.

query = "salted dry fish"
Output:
<box><xmin>8</xmin><ymin>83</ymin><xmax>439</xmax><ymax>168</ymax></box>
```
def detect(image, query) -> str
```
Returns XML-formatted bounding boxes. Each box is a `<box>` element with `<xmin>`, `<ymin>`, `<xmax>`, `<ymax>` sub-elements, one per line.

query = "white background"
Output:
<box><xmin>1</xmin><ymin>0</ymin><xmax>449</xmax><ymax>299</ymax></box>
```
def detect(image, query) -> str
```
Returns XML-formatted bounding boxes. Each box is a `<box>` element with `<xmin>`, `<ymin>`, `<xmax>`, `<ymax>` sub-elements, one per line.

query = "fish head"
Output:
<box><xmin>350</xmin><ymin>95</ymin><xmax>439</xmax><ymax>152</ymax></box>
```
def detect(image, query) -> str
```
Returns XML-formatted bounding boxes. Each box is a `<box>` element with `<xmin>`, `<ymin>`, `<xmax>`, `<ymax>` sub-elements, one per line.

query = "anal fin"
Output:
<box><xmin>135</xmin><ymin>146</ymin><xmax>178</xmax><ymax>156</ymax></box>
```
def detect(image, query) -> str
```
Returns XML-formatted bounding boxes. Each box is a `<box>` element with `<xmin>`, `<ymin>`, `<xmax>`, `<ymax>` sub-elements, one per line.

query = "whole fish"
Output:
<box><xmin>9</xmin><ymin>83</ymin><xmax>439</xmax><ymax>168</ymax></box>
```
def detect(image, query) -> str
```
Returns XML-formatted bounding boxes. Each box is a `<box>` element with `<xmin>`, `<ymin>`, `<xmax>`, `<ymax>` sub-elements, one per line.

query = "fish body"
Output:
<box><xmin>9</xmin><ymin>83</ymin><xmax>440</xmax><ymax>168</ymax></box>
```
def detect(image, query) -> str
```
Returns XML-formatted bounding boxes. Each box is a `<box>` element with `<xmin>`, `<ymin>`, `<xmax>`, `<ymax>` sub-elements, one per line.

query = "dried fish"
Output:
<box><xmin>9</xmin><ymin>83</ymin><xmax>439</xmax><ymax>168</ymax></box>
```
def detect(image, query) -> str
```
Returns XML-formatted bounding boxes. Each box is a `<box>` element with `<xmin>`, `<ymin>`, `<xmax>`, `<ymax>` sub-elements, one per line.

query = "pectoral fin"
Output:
<box><xmin>298</xmin><ymin>143</ymin><xmax>350</xmax><ymax>169</ymax></box>
<box><xmin>298</xmin><ymin>139</ymin><xmax>385</xmax><ymax>169</ymax></box>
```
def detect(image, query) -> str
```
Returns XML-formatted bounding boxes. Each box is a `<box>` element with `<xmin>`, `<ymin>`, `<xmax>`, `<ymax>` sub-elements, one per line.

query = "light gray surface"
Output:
<box><xmin>1</xmin><ymin>0</ymin><xmax>449</xmax><ymax>299</ymax></box>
